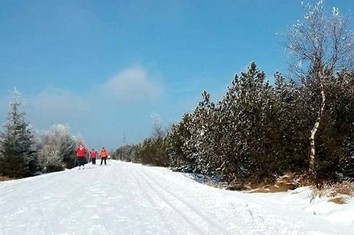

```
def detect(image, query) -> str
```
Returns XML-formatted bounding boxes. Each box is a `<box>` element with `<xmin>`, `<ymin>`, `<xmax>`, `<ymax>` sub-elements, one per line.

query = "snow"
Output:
<box><xmin>0</xmin><ymin>160</ymin><xmax>353</xmax><ymax>235</ymax></box>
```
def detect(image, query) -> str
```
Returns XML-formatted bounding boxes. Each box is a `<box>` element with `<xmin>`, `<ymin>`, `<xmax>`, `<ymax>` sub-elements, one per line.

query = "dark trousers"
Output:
<box><xmin>100</xmin><ymin>157</ymin><xmax>107</xmax><ymax>165</ymax></box>
<box><xmin>78</xmin><ymin>157</ymin><xmax>85</xmax><ymax>167</ymax></box>
<box><xmin>91</xmin><ymin>158</ymin><xmax>96</xmax><ymax>164</ymax></box>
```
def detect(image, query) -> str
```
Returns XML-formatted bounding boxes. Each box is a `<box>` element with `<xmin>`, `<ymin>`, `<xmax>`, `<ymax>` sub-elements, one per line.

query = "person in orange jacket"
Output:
<box><xmin>99</xmin><ymin>147</ymin><xmax>109</xmax><ymax>166</ymax></box>
<box><xmin>76</xmin><ymin>143</ymin><xmax>87</xmax><ymax>169</ymax></box>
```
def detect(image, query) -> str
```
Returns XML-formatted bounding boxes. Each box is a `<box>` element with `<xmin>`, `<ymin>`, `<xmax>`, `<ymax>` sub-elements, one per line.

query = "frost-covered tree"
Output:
<box><xmin>315</xmin><ymin>71</ymin><xmax>354</xmax><ymax>179</ymax></box>
<box><xmin>166</xmin><ymin>91</ymin><xmax>215</xmax><ymax>174</ymax></box>
<box><xmin>166</xmin><ymin>113</ymin><xmax>193</xmax><ymax>170</ymax></box>
<box><xmin>113</xmin><ymin>144</ymin><xmax>139</xmax><ymax>162</ymax></box>
<box><xmin>333</xmin><ymin>72</ymin><xmax>354</xmax><ymax>178</ymax></box>
<box><xmin>131</xmin><ymin>113</ymin><xmax>170</xmax><ymax>166</ymax></box>
<box><xmin>167</xmin><ymin>63</ymin><xmax>297</xmax><ymax>184</ymax></box>
<box><xmin>0</xmin><ymin>88</ymin><xmax>38</xmax><ymax>178</ymax></box>
<box><xmin>151</xmin><ymin>112</ymin><xmax>166</xmax><ymax>139</ymax></box>
<box><xmin>37</xmin><ymin>124</ymin><xmax>76</xmax><ymax>172</ymax></box>
<box><xmin>185</xmin><ymin>90</ymin><xmax>217</xmax><ymax>174</ymax></box>
<box><xmin>273</xmin><ymin>73</ymin><xmax>309</xmax><ymax>173</ymax></box>
<box><xmin>284</xmin><ymin>0</ymin><xmax>354</xmax><ymax>173</ymax></box>
<box><xmin>136</xmin><ymin>136</ymin><xmax>169</xmax><ymax>167</ymax></box>
<box><xmin>216</xmin><ymin>62</ymin><xmax>280</xmax><ymax>183</ymax></box>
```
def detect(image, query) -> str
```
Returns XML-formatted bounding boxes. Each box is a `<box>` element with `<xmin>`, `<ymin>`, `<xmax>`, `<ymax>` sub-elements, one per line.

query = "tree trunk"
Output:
<box><xmin>309</xmin><ymin>82</ymin><xmax>326</xmax><ymax>173</ymax></box>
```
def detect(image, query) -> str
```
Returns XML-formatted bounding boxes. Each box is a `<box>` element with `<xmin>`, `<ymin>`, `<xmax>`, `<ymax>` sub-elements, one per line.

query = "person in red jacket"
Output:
<box><xmin>76</xmin><ymin>144</ymin><xmax>87</xmax><ymax>169</ymax></box>
<box><xmin>89</xmin><ymin>148</ymin><xmax>98</xmax><ymax>165</ymax></box>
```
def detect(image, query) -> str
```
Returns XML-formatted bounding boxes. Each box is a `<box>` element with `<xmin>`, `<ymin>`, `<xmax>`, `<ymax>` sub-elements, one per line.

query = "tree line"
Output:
<box><xmin>0</xmin><ymin>88</ymin><xmax>84</xmax><ymax>178</ymax></box>
<box><xmin>112</xmin><ymin>63</ymin><xmax>353</xmax><ymax>185</ymax></box>
<box><xmin>112</xmin><ymin>1</ymin><xmax>354</xmax><ymax>186</ymax></box>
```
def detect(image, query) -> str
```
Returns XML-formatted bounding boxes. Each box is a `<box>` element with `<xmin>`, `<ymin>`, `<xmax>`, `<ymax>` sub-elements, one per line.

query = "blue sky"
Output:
<box><xmin>0</xmin><ymin>0</ymin><xmax>352</xmax><ymax>150</ymax></box>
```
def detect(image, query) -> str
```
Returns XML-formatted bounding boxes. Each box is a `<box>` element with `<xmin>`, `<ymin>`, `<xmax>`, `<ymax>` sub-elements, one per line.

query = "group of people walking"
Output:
<box><xmin>76</xmin><ymin>144</ymin><xmax>110</xmax><ymax>169</ymax></box>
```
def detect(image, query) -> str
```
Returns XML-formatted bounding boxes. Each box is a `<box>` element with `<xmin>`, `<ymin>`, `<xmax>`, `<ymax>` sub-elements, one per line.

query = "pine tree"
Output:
<box><xmin>315</xmin><ymin>71</ymin><xmax>354</xmax><ymax>179</ymax></box>
<box><xmin>216</xmin><ymin>62</ymin><xmax>278</xmax><ymax>183</ymax></box>
<box><xmin>166</xmin><ymin>113</ymin><xmax>193</xmax><ymax>171</ymax></box>
<box><xmin>187</xmin><ymin>90</ymin><xmax>216</xmax><ymax>175</ymax></box>
<box><xmin>0</xmin><ymin>88</ymin><xmax>38</xmax><ymax>178</ymax></box>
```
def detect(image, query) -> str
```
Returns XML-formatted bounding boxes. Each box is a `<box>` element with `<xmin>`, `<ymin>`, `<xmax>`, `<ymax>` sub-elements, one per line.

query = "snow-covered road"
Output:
<box><xmin>0</xmin><ymin>160</ymin><xmax>353</xmax><ymax>235</ymax></box>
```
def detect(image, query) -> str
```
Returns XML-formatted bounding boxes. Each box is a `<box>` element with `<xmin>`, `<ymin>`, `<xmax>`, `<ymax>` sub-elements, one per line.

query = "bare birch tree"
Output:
<box><xmin>284</xmin><ymin>0</ymin><xmax>354</xmax><ymax>173</ymax></box>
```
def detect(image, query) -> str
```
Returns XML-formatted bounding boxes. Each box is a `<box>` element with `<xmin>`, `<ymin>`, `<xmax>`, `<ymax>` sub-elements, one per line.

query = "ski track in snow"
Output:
<box><xmin>134</xmin><ymin>167</ymin><xmax>229</xmax><ymax>234</ymax></box>
<box><xmin>0</xmin><ymin>160</ymin><xmax>353</xmax><ymax>235</ymax></box>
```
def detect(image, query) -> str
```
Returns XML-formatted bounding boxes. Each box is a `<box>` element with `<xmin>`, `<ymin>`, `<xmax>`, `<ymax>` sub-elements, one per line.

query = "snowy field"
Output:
<box><xmin>0</xmin><ymin>160</ymin><xmax>353</xmax><ymax>235</ymax></box>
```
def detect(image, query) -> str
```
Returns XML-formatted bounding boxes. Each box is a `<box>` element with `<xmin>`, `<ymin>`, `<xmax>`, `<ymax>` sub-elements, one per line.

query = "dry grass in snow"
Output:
<box><xmin>313</xmin><ymin>180</ymin><xmax>354</xmax><ymax>204</ymax></box>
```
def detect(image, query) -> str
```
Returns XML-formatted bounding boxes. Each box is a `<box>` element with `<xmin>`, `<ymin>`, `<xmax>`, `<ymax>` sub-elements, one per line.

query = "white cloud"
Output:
<box><xmin>27</xmin><ymin>86</ymin><xmax>91</xmax><ymax>124</ymax></box>
<box><xmin>102</xmin><ymin>66</ymin><xmax>163</xmax><ymax>103</ymax></box>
